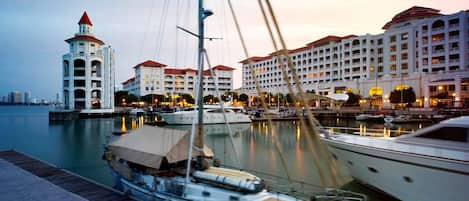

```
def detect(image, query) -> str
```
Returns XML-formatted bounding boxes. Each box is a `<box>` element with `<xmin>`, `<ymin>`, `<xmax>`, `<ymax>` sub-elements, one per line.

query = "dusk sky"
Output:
<box><xmin>0</xmin><ymin>0</ymin><xmax>467</xmax><ymax>100</ymax></box>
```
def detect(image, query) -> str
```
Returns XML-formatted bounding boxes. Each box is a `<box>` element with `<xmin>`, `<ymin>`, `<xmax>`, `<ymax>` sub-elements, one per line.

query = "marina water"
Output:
<box><xmin>0</xmin><ymin>105</ymin><xmax>429</xmax><ymax>200</ymax></box>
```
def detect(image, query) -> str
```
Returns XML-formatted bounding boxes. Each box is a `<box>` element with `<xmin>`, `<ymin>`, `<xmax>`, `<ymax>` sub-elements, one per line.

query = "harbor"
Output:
<box><xmin>1</xmin><ymin>105</ymin><xmax>437</xmax><ymax>201</ymax></box>
<box><xmin>1</xmin><ymin>0</ymin><xmax>469</xmax><ymax>200</ymax></box>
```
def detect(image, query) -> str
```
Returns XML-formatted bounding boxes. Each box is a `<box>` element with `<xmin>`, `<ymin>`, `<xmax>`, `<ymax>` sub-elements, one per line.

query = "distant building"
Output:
<box><xmin>122</xmin><ymin>60</ymin><xmax>234</xmax><ymax>97</ymax></box>
<box><xmin>240</xmin><ymin>6</ymin><xmax>469</xmax><ymax>108</ymax></box>
<box><xmin>56</xmin><ymin>93</ymin><xmax>60</xmax><ymax>104</ymax></box>
<box><xmin>24</xmin><ymin>91</ymin><xmax>31</xmax><ymax>104</ymax></box>
<box><xmin>8</xmin><ymin>91</ymin><xmax>22</xmax><ymax>104</ymax></box>
<box><xmin>62</xmin><ymin>11</ymin><xmax>115</xmax><ymax>113</ymax></box>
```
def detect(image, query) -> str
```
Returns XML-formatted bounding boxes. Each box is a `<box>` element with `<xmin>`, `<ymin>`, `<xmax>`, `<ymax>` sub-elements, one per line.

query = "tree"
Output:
<box><xmin>114</xmin><ymin>91</ymin><xmax>128</xmax><ymax>106</ymax></box>
<box><xmin>285</xmin><ymin>93</ymin><xmax>294</xmax><ymax>104</ymax></box>
<box><xmin>203</xmin><ymin>95</ymin><xmax>215</xmax><ymax>104</ymax></box>
<box><xmin>238</xmin><ymin>93</ymin><xmax>249</xmax><ymax>103</ymax></box>
<box><xmin>389</xmin><ymin>87</ymin><xmax>416</xmax><ymax>105</ymax></box>
<box><xmin>180</xmin><ymin>93</ymin><xmax>194</xmax><ymax>104</ymax></box>
<box><xmin>344</xmin><ymin>92</ymin><xmax>361</xmax><ymax>106</ymax></box>
<box><xmin>126</xmin><ymin>94</ymin><xmax>139</xmax><ymax>103</ymax></box>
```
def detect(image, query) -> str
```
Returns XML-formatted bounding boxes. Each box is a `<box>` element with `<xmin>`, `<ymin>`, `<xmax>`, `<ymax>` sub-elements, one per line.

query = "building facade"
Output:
<box><xmin>8</xmin><ymin>91</ymin><xmax>22</xmax><ymax>104</ymax></box>
<box><xmin>62</xmin><ymin>12</ymin><xmax>115</xmax><ymax>112</ymax></box>
<box><xmin>122</xmin><ymin>60</ymin><xmax>234</xmax><ymax>97</ymax></box>
<box><xmin>240</xmin><ymin>6</ymin><xmax>469</xmax><ymax>108</ymax></box>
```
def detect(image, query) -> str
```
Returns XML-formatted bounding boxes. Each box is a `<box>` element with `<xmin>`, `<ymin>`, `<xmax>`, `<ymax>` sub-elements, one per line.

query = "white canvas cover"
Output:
<box><xmin>108</xmin><ymin>125</ymin><xmax>213</xmax><ymax>169</ymax></box>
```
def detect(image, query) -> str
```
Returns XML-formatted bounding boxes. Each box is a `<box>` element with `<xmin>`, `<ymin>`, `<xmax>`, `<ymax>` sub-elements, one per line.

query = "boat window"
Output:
<box><xmin>207</xmin><ymin>109</ymin><xmax>226</xmax><ymax>113</ymax></box>
<box><xmin>416</xmin><ymin>127</ymin><xmax>468</xmax><ymax>142</ymax></box>
<box><xmin>229</xmin><ymin>196</ymin><xmax>240</xmax><ymax>201</ymax></box>
<box><xmin>202</xmin><ymin>191</ymin><xmax>210</xmax><ymax>197</ymax></box>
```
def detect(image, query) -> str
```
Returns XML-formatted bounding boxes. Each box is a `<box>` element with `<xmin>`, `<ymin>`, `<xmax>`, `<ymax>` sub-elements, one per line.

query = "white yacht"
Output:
<box><xmin>355</xmin><ymin>114</ymin><xmax>384</xmax><ymax>121</ymax></box>
<box><xmin>383</xmin><ymin>115</ymin><xmax>411</xmax><ymax>123</ymax></box>
<box><xmin>159</xmin><ymin>104</ymin><xmax>251</xmax><ymax>125</ymax></box>
<box><xmin>322</xmin><ymin>116</ymin><xmax>469</xmax><ymax>201</ymax></box>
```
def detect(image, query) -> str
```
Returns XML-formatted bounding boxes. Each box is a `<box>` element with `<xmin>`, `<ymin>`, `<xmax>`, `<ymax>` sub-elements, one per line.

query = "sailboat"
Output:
<box><xmin>104</xmin><ymin>1</ymin><xmax>298</xmax><ymax>200</ymax></box>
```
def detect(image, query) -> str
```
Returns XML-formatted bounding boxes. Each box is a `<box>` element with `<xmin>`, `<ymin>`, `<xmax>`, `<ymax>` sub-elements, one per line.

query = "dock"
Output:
<box><xmin>0</xmin><ymin>150</ymin><xmax>133</xmax><ymax>201</ymax></box>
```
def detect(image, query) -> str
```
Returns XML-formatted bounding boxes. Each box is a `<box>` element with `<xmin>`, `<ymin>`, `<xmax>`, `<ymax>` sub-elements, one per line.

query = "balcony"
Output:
<box><xmin>449</xmin><ymin>35</ymin><xmax>459</xmax><ymax>41</ymax></box>
<box><xmin>432</xmin><ymin>49</ymin><xmax>445</xmax><ymax>55</ymax></box>
<box><xmin>449</xmin><ymin>47</ymin><xmax>459</xmax><ymax>53</ymax></box>
<box><xmin>431</xmin><ymin>27</ymin><xmax>444</xmax><ymax>33</ymax></box>
<box><xmin>449</xmin><ymin>23</ymin><xmax>459</xmax><ymax>30</ymax></box>
<box><xmin>449</xmin><ymin>59</ymin><xmax>460</xmax><ymax>64</ymax></box>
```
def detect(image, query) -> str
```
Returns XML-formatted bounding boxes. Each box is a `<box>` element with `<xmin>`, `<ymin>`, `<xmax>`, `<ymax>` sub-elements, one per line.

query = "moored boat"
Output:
<box><xmin>159</xmin><ymin>104</ymin><xmax>251</xmax><ymax>125</ymax></box>
<box><xmin>355</xmin><ymin>114</ymin><xmax>384</xmax><ymax>122</ymax></box>
<box><xmin>322</xmin><ymin>116</ymin><xmax>469</xmax><ymax>201</ymax></box>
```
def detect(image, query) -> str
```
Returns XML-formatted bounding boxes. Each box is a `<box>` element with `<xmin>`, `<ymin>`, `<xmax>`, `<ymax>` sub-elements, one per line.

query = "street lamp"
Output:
<box><xmin>122</xmin><ymin>98</ymin><xmax>126</xmax><ymax>106</ymax></box>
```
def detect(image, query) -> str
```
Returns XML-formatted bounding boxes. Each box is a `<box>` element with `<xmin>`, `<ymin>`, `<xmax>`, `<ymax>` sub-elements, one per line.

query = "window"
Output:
<box><xmin>79</xmin><ymin>42</ymin><xmax>84</xmax><ymax>46</ymax></box>
<box><xmin>390</xmin><ymin>35</ymin><xmax>396</xmax><ymax>43</ymax></box>
<box><xmin>401</xmin><ymin>43</ymin><xmax>408</xmax><ymax>50</ymax></box>
<box><xmin>401</xmin><ymin>33</ymin><xmax>408</xmax><ymax>40</ymax></box>
<box><xmin>416</xmin><ymin>127</ymin><xmax>468</xmax><ymax>142</ymax></box>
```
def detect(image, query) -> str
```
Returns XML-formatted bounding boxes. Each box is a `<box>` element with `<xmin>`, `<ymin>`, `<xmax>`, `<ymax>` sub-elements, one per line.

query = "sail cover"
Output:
<box><xmin>108</xmin><ymin>125</ymin><xmax>213</xmax><ymax>169</ymax></box>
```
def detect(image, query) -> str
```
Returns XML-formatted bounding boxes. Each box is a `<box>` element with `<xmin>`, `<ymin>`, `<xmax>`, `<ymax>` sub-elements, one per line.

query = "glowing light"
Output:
<box><xmin>121</xmin><ymin>117</ymin><xmax>127</xmax><ymax>132</ymax></box>
<box><xmin>369</xmin><ymin>86</ymin><xmax>383</xmax><ymax>97</ymax></box>
<box><xmin>438</xmin><ymin>85</ymin><xmax>443</xmax><ymax>90</ymax></box>
<box><xmin>395</xmin><ymin>84</ymin><xmax>410</xmax><ymax>91</ymax></box>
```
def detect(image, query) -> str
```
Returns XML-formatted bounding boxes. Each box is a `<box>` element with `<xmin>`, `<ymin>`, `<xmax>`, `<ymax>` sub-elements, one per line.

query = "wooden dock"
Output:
<box><xmin>0</xmin><ymin>150</ymin><xmax>133</xmax><ymax>201</ymax></box>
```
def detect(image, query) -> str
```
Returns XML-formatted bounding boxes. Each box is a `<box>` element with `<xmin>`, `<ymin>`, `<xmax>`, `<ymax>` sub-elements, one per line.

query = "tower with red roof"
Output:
<box><xmin>62</xmin><ymin>11</ymin><xmax>115</xmax><ymax>113</ymax></box>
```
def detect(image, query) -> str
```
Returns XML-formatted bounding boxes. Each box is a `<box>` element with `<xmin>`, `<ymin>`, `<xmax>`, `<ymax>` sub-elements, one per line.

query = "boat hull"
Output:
<box><xmin>323</xmin><ymin>139</ymin><xmax>469</xmax><ymax>201</ymax></box>
<box><xmin>115</xmin><ymin>173</ymin><xmax>299</xmax><ymax>201</ymax></box>
<box><xmin>160</xmin><ymin>111</ymin><xmax>251</xmax><ymax>124</ymax></box>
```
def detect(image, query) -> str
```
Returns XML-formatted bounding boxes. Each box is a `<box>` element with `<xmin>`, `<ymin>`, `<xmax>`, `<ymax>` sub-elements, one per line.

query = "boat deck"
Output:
<box><xmin>0</xmin><ymin>150</ymin><xmax>133</xmax><ymax>201</ymax></box>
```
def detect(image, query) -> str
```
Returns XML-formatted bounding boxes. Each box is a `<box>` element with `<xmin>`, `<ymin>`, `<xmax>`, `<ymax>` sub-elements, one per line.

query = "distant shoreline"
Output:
<box><xmin>0</xmin><ymin>103</ymin><xmax>55</xmax><ymax>106</ymax></box>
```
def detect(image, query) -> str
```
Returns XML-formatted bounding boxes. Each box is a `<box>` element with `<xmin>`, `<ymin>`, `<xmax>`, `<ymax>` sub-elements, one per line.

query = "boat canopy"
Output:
<box><xmin>108</xmin><ymin>125</ymin><xmax>214</xmax><ymax>169</ymax></box>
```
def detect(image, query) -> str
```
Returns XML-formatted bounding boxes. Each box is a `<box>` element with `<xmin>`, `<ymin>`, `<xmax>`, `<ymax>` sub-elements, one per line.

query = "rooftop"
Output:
<box><xmin>382</xmin><ymin>6</ymin><xmax>441</xmax><ymax>29</ymax></box>
<box><xmin>78</xmin><ymin>11</ymin><xmax>93</xmax><ymax>26</ymax></box>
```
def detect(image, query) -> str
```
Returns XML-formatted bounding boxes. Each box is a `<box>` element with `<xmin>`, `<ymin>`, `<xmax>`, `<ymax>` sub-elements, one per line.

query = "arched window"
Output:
<box><xmin>91</xmin><ymin>90</ymin><xmax>101</xmax><ymax>99</ymax></box>
<box><xmin>91</xmin><ymin>60</ymin><xmax>101</xmax><ymax>77</ymax></box>
<box><xmin>432</xmin><ymin>20</ymin><xmax>444</xmax><ymax>30</ymax></box>
<box><xmin>74</xmin><ymin>59</ymin><xmax>86</xmax><ymax>76</ymax></box>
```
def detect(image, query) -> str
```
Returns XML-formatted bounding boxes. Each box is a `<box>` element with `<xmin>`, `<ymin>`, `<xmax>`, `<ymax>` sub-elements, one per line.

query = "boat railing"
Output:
<box><xmin>321</xmin><ymin>126</ymin><xmax>413</xmax><ymax>137</ymax></box>
<box><xmin>222</xmin><ymin>165</ymin><xmax>324</xmax><ymax>199</ymax></box>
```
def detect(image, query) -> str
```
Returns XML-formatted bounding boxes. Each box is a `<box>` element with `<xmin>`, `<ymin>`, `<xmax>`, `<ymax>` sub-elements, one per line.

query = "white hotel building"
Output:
<box><xmin>122</xmin><ymin>60</ymin><xmax>234</xmax><ymax>97</ymax></box>
<box><xmin>240</xmin><ymin>6</ymin><xmax>469</xmax><ymax>108</ymax></box>
<box><xmin>62</xmin><ymin>12</ymin><xmax>115</xmax><ymax>112</ymax></box>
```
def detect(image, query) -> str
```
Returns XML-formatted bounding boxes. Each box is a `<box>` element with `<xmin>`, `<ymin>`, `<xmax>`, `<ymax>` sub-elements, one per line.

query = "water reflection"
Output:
<box><xmin>0</xmin><ymin>107</ymin><xmax>402</xmax><ymax>201</ymax></box>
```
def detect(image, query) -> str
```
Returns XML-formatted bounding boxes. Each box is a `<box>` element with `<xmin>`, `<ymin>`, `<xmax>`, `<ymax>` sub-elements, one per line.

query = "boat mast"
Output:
<box><xmin>196</xmin><ymin>0</ymin><xmax>205</xmax><ymax>167</ymax></box>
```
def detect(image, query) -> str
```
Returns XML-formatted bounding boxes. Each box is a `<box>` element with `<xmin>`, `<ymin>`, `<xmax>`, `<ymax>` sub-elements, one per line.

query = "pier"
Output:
<box><xmin>0</xmin><ymin>150</ymin><xmax>132</xmax><ymax>201</ymax></box>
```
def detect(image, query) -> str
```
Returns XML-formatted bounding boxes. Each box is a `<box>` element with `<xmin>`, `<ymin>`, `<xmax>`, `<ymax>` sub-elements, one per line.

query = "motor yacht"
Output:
<box><xmin>322</xmin><ymin>116</ymin><xmax>469</xmax><ymax>201</ymax></box>
<box><xmin>159</xmin><ymin>104</ymin><xmax>251</xmax><ymax>125</ymax></box>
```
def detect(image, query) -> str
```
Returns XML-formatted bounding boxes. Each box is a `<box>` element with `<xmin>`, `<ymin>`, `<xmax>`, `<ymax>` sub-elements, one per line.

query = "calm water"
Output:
<box><xmin>0</xmin><ymin>105</ymin><xmax>428</xmax><ymax>200</ymax></box>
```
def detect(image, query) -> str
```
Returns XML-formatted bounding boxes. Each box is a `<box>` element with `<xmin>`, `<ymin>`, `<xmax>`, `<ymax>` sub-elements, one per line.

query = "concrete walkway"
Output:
<box><xmin>0</xmin><ymin>159</ymin><xmax>87</xmax><ymax>201</ymax></box>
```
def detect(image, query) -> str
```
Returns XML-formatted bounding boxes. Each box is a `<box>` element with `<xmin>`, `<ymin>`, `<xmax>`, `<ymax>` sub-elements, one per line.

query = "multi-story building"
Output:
<box><xmin>62</xmin><ymin>12</ymin><xmax>115</xmax><ymax>112</ymax></box>
<box><xmin>8</xmin><ymin>91</ymin><xmax>22</xmax><ymax>104</ymax></box>
<box><xmin>122</xmin><ymin>60</ymin><xmax>234</xmax><ymax>97</ymax></box>
<box><xmin>24</xmin><ymin>91</ymin><xmax>31</xmax><ymax>104</ymax></box>
<box><xmin>240</xmin><ymin>6</ymin><xmax>469</xmax><ymax>108</ymax></box>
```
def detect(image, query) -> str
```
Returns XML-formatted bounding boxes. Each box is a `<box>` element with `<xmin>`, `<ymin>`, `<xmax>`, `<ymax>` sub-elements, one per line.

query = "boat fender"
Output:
<box><xmin>103</xmin><ymin>151</ymin><xmax>113</xmax><ymax>161</ymax></box>
<box><xmin>213</xmin><ymin>158</ymin><xmax>221</xmax><ymax>167</ymax></box>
